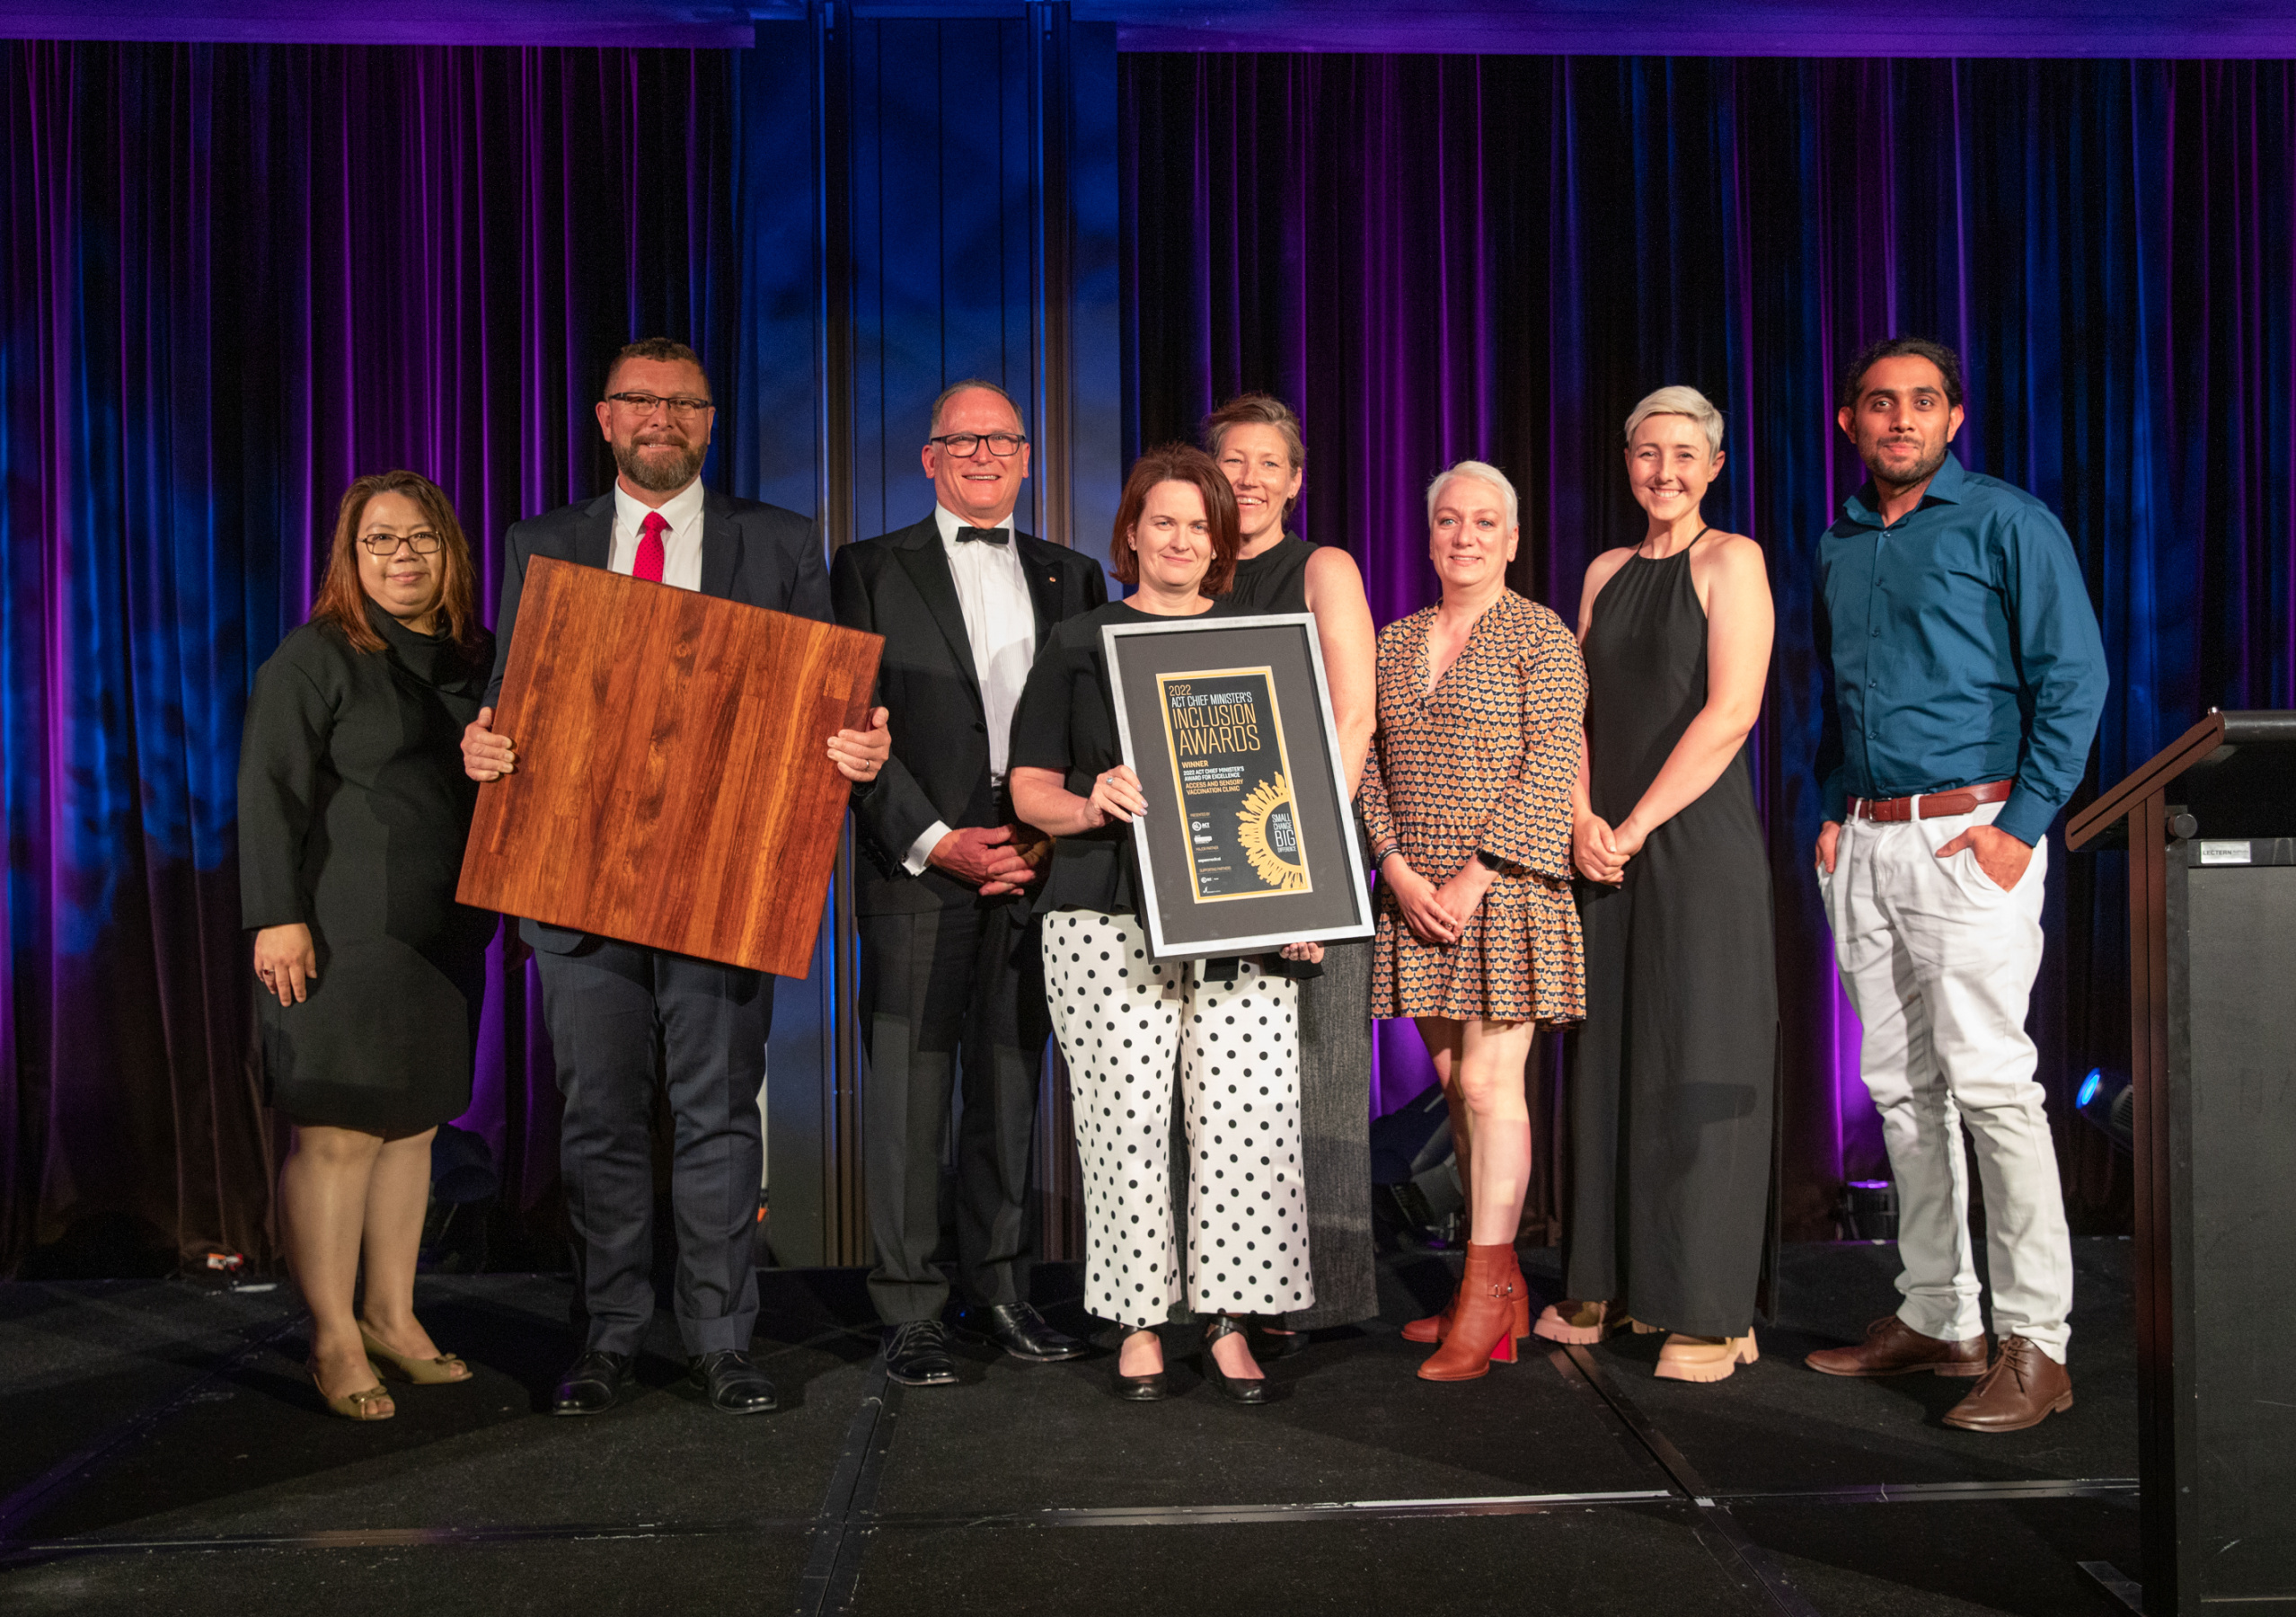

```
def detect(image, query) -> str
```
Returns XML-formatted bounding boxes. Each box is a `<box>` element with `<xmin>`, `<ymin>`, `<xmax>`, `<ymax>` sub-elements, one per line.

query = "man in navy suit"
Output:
<box><xmin>462</xmin><ymin>338</ymin><xmax>888</xmax><ymax>1416</ymax></box>
<box><xmin>832</xmin><ymin>381</ymin><xmax>1105</xmax><ymax>1385</ymax></box>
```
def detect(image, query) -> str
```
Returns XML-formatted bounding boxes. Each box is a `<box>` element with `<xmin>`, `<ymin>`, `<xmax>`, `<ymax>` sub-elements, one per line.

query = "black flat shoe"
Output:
<box><xmin>883</xmin><ymin>1320</ymin><xmax>961</xmax><ymax>1387</ymax></box>
<box><xmin>552</xmin><ymin>1348</ymin><xmax>631</xmax><ymax>1417</ymax></box>
<box><xmin>1111</xmin><ymin>1329</ymin><xmax>1168</xmax><ymax>1401</ymax></box>
<box><xmin>954</xmin><ymin>1301</ymin><xmax>1086</xmax><ymax>1363</ymax></box>
<box><xmin>689</xmin><ymin>1348</ymin><xmax>779</xmax><ymax>1415</ymax></box>
<box><xmin>1248</xmin><ymin>1315</ymin><xmax>1310</xmax><ymax>1360</ymax></box>
<box><xmin>1201</xmin><ymin>1315</ymin><xmax>1273</xmax><ymax>1405</ymax></box>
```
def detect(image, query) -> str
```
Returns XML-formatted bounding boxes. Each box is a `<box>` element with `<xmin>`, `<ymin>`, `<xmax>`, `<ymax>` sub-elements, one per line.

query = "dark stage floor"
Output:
<box><xmin>0</xmin><ymin>1241</ymin><xmax>2141</xmax><ymax>1615</ymax></box>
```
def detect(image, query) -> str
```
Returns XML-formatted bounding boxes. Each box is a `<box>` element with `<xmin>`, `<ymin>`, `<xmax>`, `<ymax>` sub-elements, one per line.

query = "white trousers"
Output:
<box><xmin>1822</xmin><ymin>803</ymin><xmax>2072</xmax><ymax>1363</ymax></box>
<box><xmin>1042</xmin><ymin>910</ymin><xmax>1314</xmax><ymax>1330</ymax></box>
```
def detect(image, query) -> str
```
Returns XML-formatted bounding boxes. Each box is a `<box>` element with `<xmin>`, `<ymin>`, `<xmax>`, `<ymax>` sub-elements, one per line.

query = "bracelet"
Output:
<box><xmin>1373</xmin><ymin>845</ymin><xmax>1401</xmax><ymax>867</ymax></box>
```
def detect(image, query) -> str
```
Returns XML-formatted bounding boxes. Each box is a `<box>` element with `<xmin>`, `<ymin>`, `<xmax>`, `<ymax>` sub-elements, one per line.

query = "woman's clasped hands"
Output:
<box><xmin>1573</xmin><ymin>814</ymin><xmax>1646</xmax><ymax>886</ymax></box>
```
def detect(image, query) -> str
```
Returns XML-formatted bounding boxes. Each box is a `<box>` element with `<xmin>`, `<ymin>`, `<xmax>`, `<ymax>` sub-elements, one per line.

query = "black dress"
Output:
<box><xmin>238</xmin><ymin>599</ymin><xmax>499</xmax><ymax>1134</ymax></box>
<box><xmin>1565</xmin><ymin>540</ymin><xmax>1775</xmax><ymax>1338</ymax></box>
<box><xmin>1223</xmin><ymin>537</ymin><xmax>1377</xmax><ymax>1330</ymax></box>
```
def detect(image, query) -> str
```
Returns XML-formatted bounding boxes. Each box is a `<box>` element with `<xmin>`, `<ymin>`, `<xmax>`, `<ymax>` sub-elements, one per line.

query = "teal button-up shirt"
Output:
<box><xmin>1816</xmin><ymin>455</ymin><xmax>2107</xmax><ymax>847</ymax></box>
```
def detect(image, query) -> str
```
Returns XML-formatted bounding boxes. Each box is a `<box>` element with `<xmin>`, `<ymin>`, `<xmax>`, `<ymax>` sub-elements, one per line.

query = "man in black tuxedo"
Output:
<box><xmin>832</xmin><ymin>380</ymin><xmax>1106</xmax><ymax>1385</ymax></box>
<box><xmin>462</xmin><ymin>338</ymin><xmax>889</xmax><ymax>1417</ymax></box>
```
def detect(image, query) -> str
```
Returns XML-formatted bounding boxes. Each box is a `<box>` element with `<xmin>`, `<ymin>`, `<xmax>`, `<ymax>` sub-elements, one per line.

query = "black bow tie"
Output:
<box><xmin>955</xmin><ymin>526</ymin><xmax>1009</xmax><ymax>546</ymax></box>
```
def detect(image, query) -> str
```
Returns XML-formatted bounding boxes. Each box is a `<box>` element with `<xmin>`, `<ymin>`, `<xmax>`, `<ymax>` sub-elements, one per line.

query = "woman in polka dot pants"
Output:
<box><xmin>1041</xmin><ymin>914</ymin><xmax>1315</xmax><ymax>1377</ymax></box>
<box><xmin>1010</xmin><ymin>445</ymin><xmax>1321</xmax><ymax>1401</ymax></box>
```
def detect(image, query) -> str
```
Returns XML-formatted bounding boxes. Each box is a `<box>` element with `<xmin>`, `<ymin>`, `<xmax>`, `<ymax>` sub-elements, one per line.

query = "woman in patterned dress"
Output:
<box><xmin>1360</xmin><ymin>460</ymin><xmax>1588</xmax><ymax>1383</ymax></box>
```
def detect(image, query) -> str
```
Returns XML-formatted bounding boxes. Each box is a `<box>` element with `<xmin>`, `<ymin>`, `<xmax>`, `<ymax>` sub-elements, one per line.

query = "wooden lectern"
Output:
<box><xmin>455</xmin><ymin>556</ymin><xmax>883</xmax><ymax>979</ymax></box>
<box><xmin>2068</xmin><ymin>710</ymin><xmax>2296</xmax><ymax>1615</ymax></box>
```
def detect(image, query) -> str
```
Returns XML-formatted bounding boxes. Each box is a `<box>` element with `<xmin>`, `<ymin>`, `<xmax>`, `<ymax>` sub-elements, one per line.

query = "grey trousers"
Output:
<box><xmin>1291</xmin><ymin>934</ymin><xmax>1377</xmax><ymax>1328</ymax></box>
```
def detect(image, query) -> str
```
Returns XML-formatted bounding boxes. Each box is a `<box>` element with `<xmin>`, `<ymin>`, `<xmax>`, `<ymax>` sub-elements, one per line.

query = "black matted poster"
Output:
<box><xmin>1104</xmin><ymin>614</ymin><xmax>1373</xmax><ymax>959</ymax></box>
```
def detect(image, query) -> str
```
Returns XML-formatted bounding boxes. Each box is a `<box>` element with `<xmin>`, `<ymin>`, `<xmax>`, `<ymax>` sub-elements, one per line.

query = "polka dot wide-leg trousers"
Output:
<box><xmin>1042</xmin><ymin>910</ymin><xmax>1314</xmax><ymax>1330</ymax></box>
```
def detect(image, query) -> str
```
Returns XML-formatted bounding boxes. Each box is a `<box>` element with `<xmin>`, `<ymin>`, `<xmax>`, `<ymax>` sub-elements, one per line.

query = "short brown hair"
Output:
<box><xmin>310</xmin><ymin>472</ymin><xmax>482</xmax><ymax>657</ymax></box>
<box><xmin>1200</xmin><ymin>393</ymin><xmax>1306</xmax><ymax>523</ymax></box>
<box><xmin>603</xmin><ymin>337</ymin><xmax>711</xmax><ymax>399</ymax></box>
<box><xmin>1109</xmin><ymin>444</ymin><xmax>1241</xmax><ymax>598</ymax></box>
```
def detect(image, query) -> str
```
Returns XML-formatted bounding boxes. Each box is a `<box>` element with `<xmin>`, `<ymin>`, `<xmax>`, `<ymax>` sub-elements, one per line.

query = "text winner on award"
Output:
<box><xmin>1156</xmin><ymin>667</ymin><xmax>1312</xmax><ymax>901</ymax></box>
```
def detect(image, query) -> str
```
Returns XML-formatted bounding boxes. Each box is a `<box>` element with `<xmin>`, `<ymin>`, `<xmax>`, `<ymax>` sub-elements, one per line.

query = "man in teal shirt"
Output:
<box><xmin>1805</xmin><ymin>338</ymin><xmax>2106</xmax><ymax>1435</ymax></box>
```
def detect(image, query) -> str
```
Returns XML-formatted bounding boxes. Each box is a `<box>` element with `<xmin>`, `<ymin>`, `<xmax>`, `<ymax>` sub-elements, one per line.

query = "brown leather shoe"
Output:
<box><xmin>1805</xmin><ymin>1314</ymin><xmax>1988</xmax><ymax>1378</ymax></box>
<box><xmin>1942</xmin><ymin>1336</ymin><xmax>2072</xmax><ymax>1432</ymax></box>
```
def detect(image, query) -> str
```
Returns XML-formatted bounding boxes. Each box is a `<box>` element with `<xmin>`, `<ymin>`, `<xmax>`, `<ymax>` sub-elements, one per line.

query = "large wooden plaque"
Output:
<box><xmin>455</xmin><ymin>556</ymin><xmax>882</xmax><ymax>977</ymax></box>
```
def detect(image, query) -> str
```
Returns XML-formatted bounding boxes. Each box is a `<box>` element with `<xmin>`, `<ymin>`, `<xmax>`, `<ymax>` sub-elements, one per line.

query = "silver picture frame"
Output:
<box><xmin>1101</xmin><ymin>612</ymin><xmax>1374</xmax><ymax>960</ymax></box>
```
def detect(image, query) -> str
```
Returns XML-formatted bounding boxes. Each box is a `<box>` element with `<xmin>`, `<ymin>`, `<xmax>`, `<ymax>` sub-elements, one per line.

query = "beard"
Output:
<box><xmin>614</xmin><ymin>435</ymin><xmax>708</xmax><ymax>492</ymax></box>
<box><xmin>1863</xmin><ymin>433</ymin><xmax>1950</xmax><ymax>491</ymax></box>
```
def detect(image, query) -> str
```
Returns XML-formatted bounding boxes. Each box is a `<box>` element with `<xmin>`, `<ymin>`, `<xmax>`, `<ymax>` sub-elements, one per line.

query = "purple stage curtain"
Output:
<box><xmin>0</xmin><ymin>41</ymin><xmax>741</xmax><ymax>1269</ymax></box>
<box><xmin>1122</xmin><ymin>55</ymin><xmax>2296</xmax><ymax>1240</ymax></box>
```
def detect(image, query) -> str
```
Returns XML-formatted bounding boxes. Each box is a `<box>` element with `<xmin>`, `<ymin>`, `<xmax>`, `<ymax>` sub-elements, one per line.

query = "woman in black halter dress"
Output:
<box><xmin>1205</xmin><ymin>395</ymin><xmax>1382</xmax><ymax>1339</ymax></box>
<box><xmin>1542</xmin><ymin>387</ymin><xmax>1777</xmax><ymax>1383</ymax></box>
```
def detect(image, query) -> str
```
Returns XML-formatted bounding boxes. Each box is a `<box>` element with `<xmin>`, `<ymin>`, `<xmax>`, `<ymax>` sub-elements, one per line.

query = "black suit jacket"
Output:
<box><xmin>485</xmin><ymin>485</ymin><xmax>832</xmax><ymax>955</ymax></box>
<box><xmin>832</xmin><ymin>516</ymin><xmax>1107</xmax><ymax>916</ymax></box>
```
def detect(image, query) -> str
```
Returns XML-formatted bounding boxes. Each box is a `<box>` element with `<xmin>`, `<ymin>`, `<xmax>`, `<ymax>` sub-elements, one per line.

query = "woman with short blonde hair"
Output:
<box><xmin>1363</xmin><ymin>459</ymin><xmax>1588</xmax><ymax>1382</ymax></box>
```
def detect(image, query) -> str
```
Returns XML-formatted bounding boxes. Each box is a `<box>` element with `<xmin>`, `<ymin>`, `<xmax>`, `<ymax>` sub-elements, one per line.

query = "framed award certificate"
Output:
<box><xmin>1101</xmin><ymin>613</ymin><xmax>1374</xmax><ymax>959</ymax></box>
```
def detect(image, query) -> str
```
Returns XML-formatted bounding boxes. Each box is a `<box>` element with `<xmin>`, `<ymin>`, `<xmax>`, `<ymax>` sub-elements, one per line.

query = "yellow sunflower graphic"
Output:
<box><xmin>1237</xmin><ymin>774</ymin><xmax>1310</xmax><ymax>892</ymax></box>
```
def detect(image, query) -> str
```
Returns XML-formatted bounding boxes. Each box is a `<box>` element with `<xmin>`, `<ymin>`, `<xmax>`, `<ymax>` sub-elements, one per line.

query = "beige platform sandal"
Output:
<box><xmin>1655</xmin><ymin>1329</ymin><xmax>1760</xmax><ymax>1383</ymax></box>
<box><xmin>1531</xmin><ymin>1298</ymin><xmax>1638</xmax><ymax>1346</ymax></box>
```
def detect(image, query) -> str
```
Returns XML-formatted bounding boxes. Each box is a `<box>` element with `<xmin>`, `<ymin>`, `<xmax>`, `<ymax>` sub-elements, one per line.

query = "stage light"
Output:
<box><xmin>1841</xmin><ymin>1180</ymin><xmax>1898</xmax><ymax>1241</ymax></box>
<box><xmin>2075</xmin><ymin>1067</ymin><xmax>2134</xmax><ymax>1155</ymax></box>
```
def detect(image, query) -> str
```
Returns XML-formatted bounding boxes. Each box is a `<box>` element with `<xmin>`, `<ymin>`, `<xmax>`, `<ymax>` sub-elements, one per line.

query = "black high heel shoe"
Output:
<box><xmin>1111</xmin><ymin>1328</ymin><xmax>1168</xmax><ymax>1401</ymax></box>
<box><xmin>1247</xmin><ymin>1315</ymin><xmax>1309</xmax><ymax>1361</ymax></box>
<box><xmin>1201</xmin><ymin>1314</ymin><xmax>1273</xmax><ymax>1405</ymax></box>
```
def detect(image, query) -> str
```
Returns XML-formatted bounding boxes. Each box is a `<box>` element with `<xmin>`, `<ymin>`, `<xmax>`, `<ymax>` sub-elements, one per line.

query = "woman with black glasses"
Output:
<box><xmin>240</xmin><ymin>472</ymin><xmax>497</xmax><ymax>1420</ymax></box>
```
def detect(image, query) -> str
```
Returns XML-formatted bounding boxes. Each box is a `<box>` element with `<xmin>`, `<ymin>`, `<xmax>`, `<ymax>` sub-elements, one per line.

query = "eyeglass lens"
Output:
<box><xmin>608</xmin><ymin>392</ymin><xmax>713</xmax><ymax>417</ymax></box>
<box><xmin>936</xmin><ymin>433</ymin><xmax>1026</xmax><ymax>456</ymax></box>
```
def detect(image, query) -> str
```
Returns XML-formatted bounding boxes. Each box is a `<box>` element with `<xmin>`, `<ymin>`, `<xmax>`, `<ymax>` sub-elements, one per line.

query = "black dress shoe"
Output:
<box><xmin>955</xmin><ymin>1301</ymin><xmax>1086</xmax><ymax>1363</ymax></box>
<box><xmin>552</xmin><ymin>1348</ymin><xmax>631</xmax><ymax>1416</ymax></box>
<box><xmin>882</xmin><ymin>1320</ymin><xmax>961</xmax><ymax>1387</ymax></box>
<box><xmin>1201</xmin><ymin>1315</ymin><xmax>1273</xmax><ymax>1405</ymax></box>
<box><xmin>688</xmin><ymin>1349</ymin><xmax>779</xmax><ymax>1415</ymax></box>
<box><xmin>1110</xmin><ymin>1329</ymin><xmax>1167</xmax><ymax>1401</ymax></box>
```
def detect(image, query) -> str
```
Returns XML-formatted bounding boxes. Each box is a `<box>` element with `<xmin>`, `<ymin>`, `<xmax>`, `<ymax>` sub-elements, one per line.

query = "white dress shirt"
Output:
<box><xmin>903</xmin><ymin>505</ymin><xmax>1038</xmax><ymax>875</ymax></box>
<box><xmin>608</xmin><ymin>477</ymin><xmax>707</xmax><ymax>591</ymax></box>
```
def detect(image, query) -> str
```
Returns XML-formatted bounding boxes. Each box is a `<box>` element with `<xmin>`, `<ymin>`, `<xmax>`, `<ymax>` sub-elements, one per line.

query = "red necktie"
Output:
<box><xmin>634</xmin><ymin>509</ymin><xmax>668</xmax><ymax>583</ymax></box>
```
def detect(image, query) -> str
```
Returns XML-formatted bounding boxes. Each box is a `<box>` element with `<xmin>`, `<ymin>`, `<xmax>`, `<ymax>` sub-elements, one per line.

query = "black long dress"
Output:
<box><xmin>238</xmin><ymin>598</ymin><xmax>498</xmax><ymax>1134</ymax></box>
<box><xmin>1565</xmin><ymin>539</ymin><xmax>1775</xmax><ymax>1338</ymax></box>
<box><xmin>1224</xmin><ymin>537</ymin><xmax>1377</xmax><ymax>1330</ymax></box>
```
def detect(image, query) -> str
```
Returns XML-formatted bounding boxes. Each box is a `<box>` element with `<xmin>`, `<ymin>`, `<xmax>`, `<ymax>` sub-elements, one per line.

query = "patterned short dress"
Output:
<box><xmin>1360</xmin><ymin>588</ymin><xmax>1587</xmax><ymax>1025</ymax></box>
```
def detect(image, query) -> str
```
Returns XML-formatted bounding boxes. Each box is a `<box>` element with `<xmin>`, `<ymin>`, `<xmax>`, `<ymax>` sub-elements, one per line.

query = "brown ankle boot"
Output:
<box><xmin>1417</xmin><ymin>1243</ymin><xmax>1523</xmax><ymax>1382</ymax></box>
<box><xmin>1400</xmin><ymin>1282</ymin><xmax>1459</xmax><ymax>1344</ymax></box>
<box><xmin>1403</xmin><ymin>1276</ymin><xmax>1533</xmax><ymax>1345</ymax></box>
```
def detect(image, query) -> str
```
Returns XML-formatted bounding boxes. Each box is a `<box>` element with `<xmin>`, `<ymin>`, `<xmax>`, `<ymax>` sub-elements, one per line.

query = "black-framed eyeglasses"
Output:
<box><xmin>359</xmin><ymin>531</ymin><xmax>442</xmax><ymax>556</ymax></box>
<box><xmin>929</xmin><ymin>431</ymin><xmax>1028</xmax><ymax>458</ymax></box>
<box><xmin>604</xmin><ymin>391</ymin><xmax>715</xmax><ymax>419</ymax></box>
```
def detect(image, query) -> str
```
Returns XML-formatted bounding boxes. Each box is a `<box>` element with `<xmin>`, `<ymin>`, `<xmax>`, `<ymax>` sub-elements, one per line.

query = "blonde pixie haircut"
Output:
<box><xmin>1425</xmin><ymin>459</ymin><xmax>1520</xmax><ymax>529</ymax></box>
<box><xmin>1623</xmin><ymin>385</ymin><xmax>1725</xmax><ymax>458</ymax></box>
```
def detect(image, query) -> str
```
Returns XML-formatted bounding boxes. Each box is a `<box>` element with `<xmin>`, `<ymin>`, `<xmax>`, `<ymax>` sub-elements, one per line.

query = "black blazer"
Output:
<box><xmin>832</xmin><ymin>515</ymin><xmax>1107</xmax><ymax>916</ymax></box>
<box><xmin>485</xmin><ymin>485</ymin><xmax>832</xmax><ymax>955</ymax></box>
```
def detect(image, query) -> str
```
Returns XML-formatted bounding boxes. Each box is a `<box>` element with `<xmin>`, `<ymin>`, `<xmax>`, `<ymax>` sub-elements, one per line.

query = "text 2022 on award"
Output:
<box><xmin>1156</xmin><ymin>668</ymin><xmax>1311</xmax><ymax>901</ymax></box>
<box><xmin>1105</xmin><ymin>614</ymin><xmax>1373</xmax><ymax>959</ymax></box>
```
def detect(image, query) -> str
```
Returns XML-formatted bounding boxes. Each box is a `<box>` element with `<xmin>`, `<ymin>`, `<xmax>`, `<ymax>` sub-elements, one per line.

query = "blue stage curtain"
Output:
<box><xmin>0</xmin><ymin>40</ymin><xmax>743</xmax><ymax>1268</ymax></box>
<box><xmin>1122</xmin><ymin>55</ymin><xmax>2296</xmax><ymax>1239</ymax></box>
